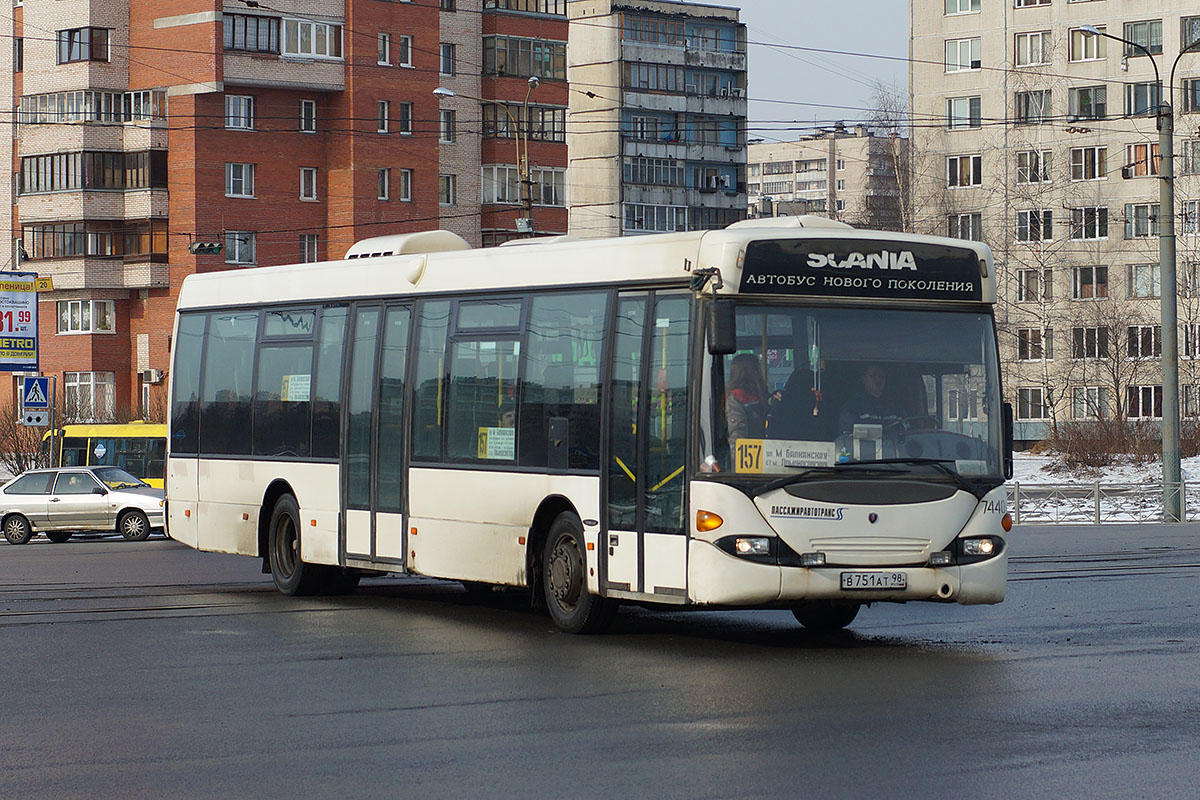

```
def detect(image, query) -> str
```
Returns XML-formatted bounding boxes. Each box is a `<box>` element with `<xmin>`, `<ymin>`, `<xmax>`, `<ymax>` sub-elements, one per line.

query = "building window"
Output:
<box><xmin>836</xmin><ymin>158</ymin><xmax>846</xmax><ymax>170</ymax></box>
<box><xmin>1014</xmin><ymin>0</ymin><xmax>1050</xmax><ymax>7</ymax></box>
<box><xmin>621</xmin><ymin>14</ymin><xmax>685</xmax><ymax>45</ymax></box>
<box><xmin>1184</xmin><ymin>17</ymin><xmax>1200</xmax><ymax>53</ymax></box>
<box><xmin>1071</xmin><ymin>327</ymin><xmax>1108</xmax><ymax>360</ymax></box>
<box><xmin>1072</xmin><ymin>386</ymin><xmax>1108</xmax><ymax>420</ymax></box>
<box><xmin>1017</xmin><ymin>328</ymin><xmax>1052</xmax><ymax>361</ymax></box>
<box><xmin>399</xmin><ymin>169</ymin><xmax>412</xmax><ymax>201</ymax></box>
<box><xmin>1070</xmin><ymin>207</ymin><xmax>1108</xmax><ymax>240</ymax></box>
<box><xmin>482</xmin><ymin>166</ymin><xmax>565</xmax><ymax>206</ymax></box>
<box><xmin>440</xmin><ymin>43</ymin><xmax>456</xmax><ymax>75</ymax></box>
<box><xmin>946</xmin><ymin>96</ymin><xmax>981</xmax><ymax>129</ymax></box>
<box><xmin>1185</xmin><ymin>324</ymin><xmax>1200</xmax><ymax>358</ymax></box>
<box><xmin>483</xmin><ymin>35</ymin><xmax>567</xmax><ymax>80</ymax></box>
<box><xmin>14</xmin><ymin>37</ymin><xmax>22</xmax><ymax>73</ymax></box>
<box><xmin>1125</xmin><ymin>82</ymin><xmax>1162</xmax><ymax>117</ymax></box>
<box><xmin>57</xmin><ymin>300</ymin><xmax>115</xmax><ymax>334</ymax></box>
<box><xmin>223</xmin><ymin>14</ymin><xmax>280</xmax><ymax>53</ymax></box>
<box><xmin>378</xmin><ymin>33</ymin><xmax>391</xmax><ymax>65</ymax></box>
<box><xmin>225</xmin><ymin>163</ymin><xmax>255</xmax><ymax>197</ymax></box>
<box><xmin>1127</xmin><ymin>325</ymin><xmax>1162</xmax><ymax>359</ymax></box>
<box><xmin>1124</xmin><ymin>203</ymin><xmax>1160</xmax><ymax>238</ymax></box>
<box><xmin>19</xmin><ymin>151</ymin><xmax>168</xmax><ymax>194</ymax></box>
<box><xmin>1127</xmin><ymin>385</ymin><xmax>1163</xmax><ymax>418</ymax></box>
<box><xmin>947</xmin><ymin>212</ymin><xmax>982</xmax><ymax>240</ymax></box>
<box><xmin>225</xmin><ymin>231</ymin><xmax>256</xmax><ymax>264</ymax></box>
<box><xmin>1017</xmin><ymin>268</ymin><xmax>1052</xmax><ymax>302</ymax></box>
<box><xmin>1014</xmin><ymin>90</ymin><xmax>1051</xmax><ymax>124</ymax></box>
<box><xmin>946</xmin><ymin>154</ymin><xmax>982</xmax><ymax>187</ymax></box>
<box><xmin>440</xmin><ymin>109</ymin><xmax>456</xmax><ymax>143</ymax></box>
<box><xmin>1069</xmin><ymin>27</ymin><xmax>1106</xmax><ymax>62</ymax></box>
<box><xmin>442</xmin><ymin>0</ymin><xmax>456</xmax><ymax>10</ymax></box>
<box><xmin>1069</xmin><ymin>86</ymin><xmax>1107</xmax><ymax>120</ymax></box>
<box><xmin>624</xmin><ymin>157</ymin><xmax>686</xmax><ymax>187</ymax></box>
<box><xmin>485</xmin><ymin>0</ymin><xmax>567</xmax><ymax>12</ymax></box>
<box><xmin>19</xmin><ymin>90</ymin><xmax>168</xmax><ymax>125</ymax></box>
<box><xmin>1016</xmin><ymin>387</ymin><xmax>1047</xmax><ymax>421</ymax></box>
<box><xmin>945</xmin><ymin>0</ymin><xmax>979</xmax><ymax>13</ymax></box>
<box><xmin>1181</xmin><ymin>141</ymin><xmax>1200</xmax><ymax>175</ymax></box>
<box><xmin>439</xmin><ymin>174</ymin><xmax>456</xmax><ymax>205</ymax></box>
<box><xmin>226</xmin><ymin>95</ymin><xmax>254</xmax><ymax>130</ymax></box>
<box><xmin>282</xmin><ymin>19</ymin><xmax>343</xmax><ymax>59</ymax></box>
<box><xmin>1071</xmin><ymin>265</ymin><xmax>1108</xmax><ymax>299</ymax></box>
<box><xmin>398</xmin><ymin>35</ymin><xmax>413</xmax><ymax>67</ymax></box>
<box><xmin>836</xmin><ymin>179</ymin><xmax>846</xmax><ymax>190</ymax></box>
<box><xmin>1016</xmin><ymin>210</ymin><xmax>1052</xmax><ymax>242</ymax></box>
<box><xmin>483</xmin><ymin>104</ymin><xmax>566</xmax><ymax>142</ymax></box>
<box><xmin>1015</xmin><ymin>31</ymin><xmax>1051</xmax><ymax>67</ymax></box>
<box><xmin>945</xmin><ymin>38</ymin><xmax>981</xmax><ymax>72</ymax></box>
<box><xmin>1125</xmin><ymin>143</ymin><xmax>1160</xmax><ymax>177</ymax></box>
<box><xmin>1124</xmin><ymin>20</ymin><xmax>1163</xmax><ymax>57</ymax></box>
<box><xmin>299</xmin><ymin>99</ymin><xmax>316</xmax><ymax>132</ymax></box>
<box><xmin>57</xmin><ymin>27</ymin><xmax>108</xmax><ymax>64</ymax></box>
<box><xmin>1069</xmin><ymin>146</ymin><xmax>1107</xmax><ymax>181</ymax></box>
<box><xmin>300</xmin><ymin>167</ymin><xmax>318</xmax><ymax>201</ymax></box>
<box><xmin>397</xmin><ymin>102</ymin><xmax>412</xmax><ymax>134</ymax></box>
<box><xmin>1127</xmin><ymin>263</ymin><xmax>1160</xmax><ymax>298</ymax></box>
<box><xmin>1016</xmin><ymin>149</ymin><xmax>1051</xmax><ymax>183</ymax></box>
<box><xmin>378</xmin><ymin>168</ymin><xmax>390</xmax><ymax>200</ymax></box>
<box><xmin>1184</xmin><ymin>201</ymin><xmax>1200</xmax><ymax>236</ymax></box>
<box><xmin>300</xmin><ymin>234</ymin><xmax>318</xmax><ymax>263</ymax></box>
<box><xmin>624</xmin><ymin>203</ymin><xmax>687</xmax><ymax>233</ymax></box>
<box><xmin>378</xmin><ymin>100</ymin><xmax>389</xmax><ymax>132</ymax></box>
<box><xmin>65</xmin><ymin>372</ymin><xmax>115</xmax><ymax>421</ymax></box>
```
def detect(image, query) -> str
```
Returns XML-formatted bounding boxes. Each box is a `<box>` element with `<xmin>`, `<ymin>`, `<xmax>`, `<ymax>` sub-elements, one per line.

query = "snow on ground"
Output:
<box><xmin>1012</xmin><ymin>451</ymin><xmax>1200</xmax><ymax>485</ymax></box>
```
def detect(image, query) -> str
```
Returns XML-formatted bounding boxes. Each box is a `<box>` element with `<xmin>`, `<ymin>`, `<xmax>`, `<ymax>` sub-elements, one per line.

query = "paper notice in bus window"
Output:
<box><xmin>734</xmin><ymin>440</ymin><xmax>836</xmax><ymax>473</ymax></box>
<box><xmin>478</xmin><ymin>427</ymin><xmax>516</xmax><ymax>460</ymax></box>
<box><xmin>281</xmin><ymin>374</ymin><xmax>311</xmax><ymax>402</ymax></box>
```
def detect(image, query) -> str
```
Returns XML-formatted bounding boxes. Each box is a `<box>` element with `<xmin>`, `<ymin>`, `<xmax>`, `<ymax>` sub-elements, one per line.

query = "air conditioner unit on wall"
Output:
<box><xmin>141</xmin><ymin>369</ymin><xmax>164</xmax><ymax>384</ymax></box>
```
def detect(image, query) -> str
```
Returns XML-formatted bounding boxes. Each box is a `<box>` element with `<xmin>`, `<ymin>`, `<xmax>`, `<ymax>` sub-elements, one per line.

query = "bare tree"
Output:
<box><xmin>0</xmin><ymin>405</ymin><xmax>50</xmax><ymax>477</ymax></box>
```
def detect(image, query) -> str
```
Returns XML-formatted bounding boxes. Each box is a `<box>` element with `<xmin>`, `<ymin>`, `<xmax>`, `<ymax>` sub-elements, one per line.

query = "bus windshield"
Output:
<box><xmin>700</xmin><ymin>302</ymin><xmax>1004</xmax><ymax>484</ymax></box>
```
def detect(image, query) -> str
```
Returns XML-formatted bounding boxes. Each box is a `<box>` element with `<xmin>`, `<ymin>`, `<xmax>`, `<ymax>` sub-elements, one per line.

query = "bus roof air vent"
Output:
<box><xmin>343</xmin><ymin>230</ymin><xmax>472</xmax><ymax>259</ymax></box>
<box><xmin>725</xmin><ymin>215</ymin><xmax>855</xmax><ymax>230</ymax></box>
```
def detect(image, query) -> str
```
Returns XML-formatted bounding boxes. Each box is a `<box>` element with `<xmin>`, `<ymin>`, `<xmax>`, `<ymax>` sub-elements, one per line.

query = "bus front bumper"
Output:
<box><xmin>688</xmin><ymin>539</ymin><xmax>1007</xmax><ymax>607</ymax></box>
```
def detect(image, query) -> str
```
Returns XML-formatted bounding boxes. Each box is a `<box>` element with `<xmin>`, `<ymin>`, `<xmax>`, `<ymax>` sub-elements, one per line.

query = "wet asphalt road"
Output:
<box><xmin>1</xmin><ymin>525</ymin><xmax>1198</xmax><ymax>800</ymax></box>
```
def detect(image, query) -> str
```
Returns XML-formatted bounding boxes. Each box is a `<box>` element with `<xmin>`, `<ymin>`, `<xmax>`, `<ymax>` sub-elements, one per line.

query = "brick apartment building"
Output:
<box><xmin>3</xmin><ymin>0</ymin><xmax>569</xmax><ymax>420</ymax></box>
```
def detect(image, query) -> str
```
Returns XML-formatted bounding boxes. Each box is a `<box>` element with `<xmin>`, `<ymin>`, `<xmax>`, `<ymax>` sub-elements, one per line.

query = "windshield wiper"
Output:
<box><xmin>752</xmin><ymin>458</ymin><xmax>980</xmax><ymax>497</ymax></box>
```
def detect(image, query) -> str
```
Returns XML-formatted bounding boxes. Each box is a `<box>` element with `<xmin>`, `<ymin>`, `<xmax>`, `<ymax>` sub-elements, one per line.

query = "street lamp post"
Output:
<box><xmin>434</xmin><ymin>75</ymin><xmax>540</xmax><ymax>238</ymax></box>
<box><xmin>1081</xmin><ymin>26</ymin><xmax>1200</xmax><ymax>521</ymax></box>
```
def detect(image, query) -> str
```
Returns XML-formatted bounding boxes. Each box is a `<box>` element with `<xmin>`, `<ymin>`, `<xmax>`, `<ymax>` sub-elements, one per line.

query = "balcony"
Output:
<box><xmin>223</xmin><ymin>52</ymin><xmax>345</xmax><ymax>92</ymax></box>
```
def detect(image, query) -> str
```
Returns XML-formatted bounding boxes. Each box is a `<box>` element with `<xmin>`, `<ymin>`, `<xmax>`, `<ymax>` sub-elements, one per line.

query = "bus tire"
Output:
<box><xmin>3</xmin><ymin>515</ymin><xmax>33</xmax><ymax>545</ymax></box>
<box><xmin>46</xmin><ymin>531</ymin><xmax>73</xmax><ymax>544</ymax></box>
<box><xmin>791</xmin><ymin>601</ymin><xmax>860</xmax><ymax>631</ymax></box>
<box><xmin>118</xmin><ymin>510</ymin><xmax>152</xmax><ymax>542</ymax></box>
<box><xmin>542</xmin><ymin>511</ymin><xmax>616</xmax><ymax>634</ymax></box>
<box><xmin>268</xmin><ymin>494</ymin><xmax>324</xmax><ymax>596</ymax></box>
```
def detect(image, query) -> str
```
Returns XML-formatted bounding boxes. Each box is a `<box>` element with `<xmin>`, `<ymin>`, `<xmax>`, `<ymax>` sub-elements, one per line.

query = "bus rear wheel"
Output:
<box><xmin>268</xmin><ymin>494</ymin><xmax>326</xmax><ymax>596</ymax></box>
<box><xmin>542</xmin><ymin>512</ymin><xmax>616</xmax><ymax>634</ymax></box>
<box><xmin>791</xmin><ymin>601</ymin><xmax>860</xmax><ymax>632</ymax></box>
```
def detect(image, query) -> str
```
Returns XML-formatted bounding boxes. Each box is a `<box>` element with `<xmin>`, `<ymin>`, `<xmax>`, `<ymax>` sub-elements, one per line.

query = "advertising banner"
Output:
<box><xmin>0</xmin><ymin>272</ymin><xmax>39</xmax><ymax>372</ymax></box>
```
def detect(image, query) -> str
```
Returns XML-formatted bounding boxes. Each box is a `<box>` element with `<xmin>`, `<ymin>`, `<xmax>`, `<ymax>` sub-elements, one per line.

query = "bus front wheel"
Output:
<box><xmin>542</xmin><ymin>512</ymin><xmax>616</xmax><ymax>634</ymax></box>
<box><xmin>268</xmin><ymin>494</ymin><xmax>325</xmax><ymax>596</ymax></box>
<box><xmin>791</xmin><ymin>601</ymin><xmax>860</xmax><ymax>631</ymax></box>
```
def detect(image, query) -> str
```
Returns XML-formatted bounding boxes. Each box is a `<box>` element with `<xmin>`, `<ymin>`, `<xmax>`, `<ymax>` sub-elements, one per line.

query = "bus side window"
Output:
<box><xmin>312</xmin><ymin>305</ymin><xmax>347</xmax><ymax>460</ymax></box>
<box><xmin>61</xmin><ymin>438</ymin><xmax>88</xmax><ymax>466</ymax></box>
<box><xmin>199</xmin><ymin>311</ymin><xmax>258</xmax><ymax>455</ymax></box>
<box><xmin>412</xmin><ymin>300</ymin><xmax>451</xmax><ymax>461</ymax></box>
<box><xmin>171</xmin><ymin>313</ymin><xmax>207</xmax><ymax>455</ymax></box>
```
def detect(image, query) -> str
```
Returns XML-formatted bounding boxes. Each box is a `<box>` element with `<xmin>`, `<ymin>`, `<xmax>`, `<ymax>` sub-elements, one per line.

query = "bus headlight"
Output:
<box><xmin>956</xmin><ymin>536</ymin><xmax>1004</xmax><ymax>563</ymax></box>
<box><xmin>735</xmin><ymin>537</ymin><xmax>770</xmax><ymax>556</ymax></box>
<box><xmin>962</xmin><ymin>538</ymin><xmax>995</xmax><ymax>556</ymax></box>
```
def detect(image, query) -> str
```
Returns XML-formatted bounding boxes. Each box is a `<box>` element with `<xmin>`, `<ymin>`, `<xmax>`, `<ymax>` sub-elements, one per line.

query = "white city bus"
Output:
<box><xmin>167</xmin><ymin>218</ymin><xmax>1012</xmax><ymax>633</ymax></box>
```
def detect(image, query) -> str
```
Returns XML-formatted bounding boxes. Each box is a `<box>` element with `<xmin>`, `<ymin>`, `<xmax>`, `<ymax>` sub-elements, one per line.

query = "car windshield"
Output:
<box><xmin>92</xmin><ymin>467</ymin><xmax>147</xmax><ymax>489</ymax></box>
<box><xmin>699</xmin><ymin>302</ymin><xmax>1004</xmax><ymax>483</ymax></box>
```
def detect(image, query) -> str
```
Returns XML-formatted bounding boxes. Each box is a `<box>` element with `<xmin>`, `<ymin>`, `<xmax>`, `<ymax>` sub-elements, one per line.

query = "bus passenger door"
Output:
<box><xmin>341</xmin><ymin>304</ymin><xmax>411</xmax><ymax>567</ymax></box>
<box><xmin>605</xmin><ymin>292</ymin><xmax>690</xmax><ymax>600</ymax></box>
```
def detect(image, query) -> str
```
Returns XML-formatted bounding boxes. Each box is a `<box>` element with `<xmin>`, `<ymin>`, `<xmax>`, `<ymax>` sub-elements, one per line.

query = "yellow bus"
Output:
<box><xmin>45</xmin><ymin>422</ymin><xmax>168</xmax><ymax>488</ymax></box>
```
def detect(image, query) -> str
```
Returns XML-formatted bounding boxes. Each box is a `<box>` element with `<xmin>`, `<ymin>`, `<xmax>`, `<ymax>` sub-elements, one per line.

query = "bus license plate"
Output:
<box><xmin>841</xmin><ymin>571</ymin><xmax>907</xmax><ymax>590</ymax></box>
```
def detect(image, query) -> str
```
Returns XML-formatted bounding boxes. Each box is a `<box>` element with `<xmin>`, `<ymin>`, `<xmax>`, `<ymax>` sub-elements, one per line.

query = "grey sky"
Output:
<box><xmin>735</xmin><ymin>0</ymin><xmax>910</xmax><ymax>141</ymax></box>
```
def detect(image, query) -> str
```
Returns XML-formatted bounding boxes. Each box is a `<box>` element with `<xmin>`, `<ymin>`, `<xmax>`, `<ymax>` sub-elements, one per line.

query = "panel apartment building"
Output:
<box><xmin>912</xmin><ymin>0</ymin><xmax>1200</xmax><ymax>444</ymax></box>
<box><xmin>566</xmin><ymin>0</ymin><xmax>748</xmax><ymax>238</ymax></box>
<box><xmin>746</xmin><ymin>125</ymin><xmax>905</xmax><ymax>231</ymax></box>
<box><xmin>3</xmin><ymin>0</ymin><xmax>569</xmax><ymax>420</ymax></box>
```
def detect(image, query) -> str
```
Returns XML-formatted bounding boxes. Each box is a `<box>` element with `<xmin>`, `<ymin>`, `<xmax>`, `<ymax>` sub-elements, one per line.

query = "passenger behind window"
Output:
<box><xmin>725</xmin><ymin>353</ymin><xmax>768</xmax><ymax>448</ymax></box>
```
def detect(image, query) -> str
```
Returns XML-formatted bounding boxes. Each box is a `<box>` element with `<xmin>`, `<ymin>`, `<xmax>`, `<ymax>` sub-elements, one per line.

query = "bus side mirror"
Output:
<box><xmin>1002</xmin><ymin>402</ymin><xmax>1014</xmax><ymax>480</ymax></box>
<box><xmin>707</xmin><ymin>300</ymin><xmax>737</xmax><ymax>355</ymax></box>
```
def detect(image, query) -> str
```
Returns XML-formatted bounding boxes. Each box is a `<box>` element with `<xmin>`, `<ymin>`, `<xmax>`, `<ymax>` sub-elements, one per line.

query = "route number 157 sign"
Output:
<box><xmin>0</xmin><ymin>272</ymin><xmax>39</xmax><ymax>372</ymax></box>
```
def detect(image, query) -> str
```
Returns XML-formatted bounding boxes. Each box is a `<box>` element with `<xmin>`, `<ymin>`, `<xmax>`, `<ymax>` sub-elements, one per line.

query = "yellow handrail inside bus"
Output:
<box><xmin>651</xmin><ymin>465</ymin><xmax>684</xmax><ymax>492</ymax></box>
<box><xmin>614</xmin><ymin>456</ymin><xmax>636</xmax><ymax>482</ymax></box>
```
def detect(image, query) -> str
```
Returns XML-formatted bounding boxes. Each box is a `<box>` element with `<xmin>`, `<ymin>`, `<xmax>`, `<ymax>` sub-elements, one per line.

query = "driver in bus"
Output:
<box><xmin>838</xmin><ymin>364</ymin><xmax>907</xmax><ymax>433</ymax></box>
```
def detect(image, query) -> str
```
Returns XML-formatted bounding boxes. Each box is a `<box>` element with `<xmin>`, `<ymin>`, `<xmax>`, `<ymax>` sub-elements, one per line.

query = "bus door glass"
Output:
<box><xmin>343</xmin><ymin>305</ymin><xmax>381</xmax><ymax>560</ymax></box>
<box><xmin>605</xmin><ymin>291</ymin><xmax>690</xmax><ymax>597</ymax></box>
<box><xmin>374</xmin><ymin>305</ymin><xmax>412</xmax><ymax>562</ymax></box>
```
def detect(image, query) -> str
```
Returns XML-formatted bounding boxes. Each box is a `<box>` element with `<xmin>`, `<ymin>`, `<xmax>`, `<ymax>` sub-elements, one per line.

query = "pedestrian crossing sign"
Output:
<box><xmin>22</xmin><ymin>376</ymin><xmax>49</xmax><ymax>409</ymax></box>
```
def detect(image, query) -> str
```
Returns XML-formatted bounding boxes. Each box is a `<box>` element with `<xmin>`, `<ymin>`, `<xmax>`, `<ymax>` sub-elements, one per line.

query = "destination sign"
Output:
<box><xmin>740</xmin><ymin>238</ymin><xmax>984</xmax><ymax>301</ymax></box>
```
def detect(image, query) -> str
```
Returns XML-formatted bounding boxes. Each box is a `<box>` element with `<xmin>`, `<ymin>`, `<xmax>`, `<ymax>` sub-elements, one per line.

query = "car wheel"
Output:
<box><xmin>791</xmin><ymin>601</ymin><xmax>860</xmax><ymax>631</ymax></box>
<box><xmin>118</xmin><ymin>510</ymin><xmax>152</xmax><ymax>542</ymax></box>
<box><xmin>268</xmin><ymin>494</ymin><xmax>325</xmax><ymax>596</ymax></box>
<box><xmin>3</xmin><ymin>515</ymin><xmax>33</xmax><ymax>545</ymax></box>
<box><xmin>45</xmin><ymin>531</ymin><xmax>72</xmax><ymax>544</ymax></box>
<box><xmin>542</xmin><ymin>511</ymin><xmax>616</xmax><ymax>634</ymax></box>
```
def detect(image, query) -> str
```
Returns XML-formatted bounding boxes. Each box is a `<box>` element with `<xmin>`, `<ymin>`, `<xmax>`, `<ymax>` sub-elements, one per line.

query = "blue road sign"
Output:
<box><xmin>23</xmin><ymin>376</ymin><xmax>49</xmax><ymax>409</ymax></box>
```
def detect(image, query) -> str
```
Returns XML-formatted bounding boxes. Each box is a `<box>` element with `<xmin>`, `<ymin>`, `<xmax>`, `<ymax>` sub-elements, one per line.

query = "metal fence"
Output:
<box><xmin>1006</xmin><ymin>482</ymin><xmax>1200</xmax><ymax>524</ymax></box>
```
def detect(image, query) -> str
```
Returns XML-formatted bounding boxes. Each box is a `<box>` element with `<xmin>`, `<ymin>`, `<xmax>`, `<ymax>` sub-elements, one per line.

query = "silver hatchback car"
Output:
<box><xmin>1</xmin><ymin>466</ymin><xmax>165</xmax><ymax>544</ymax></box>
